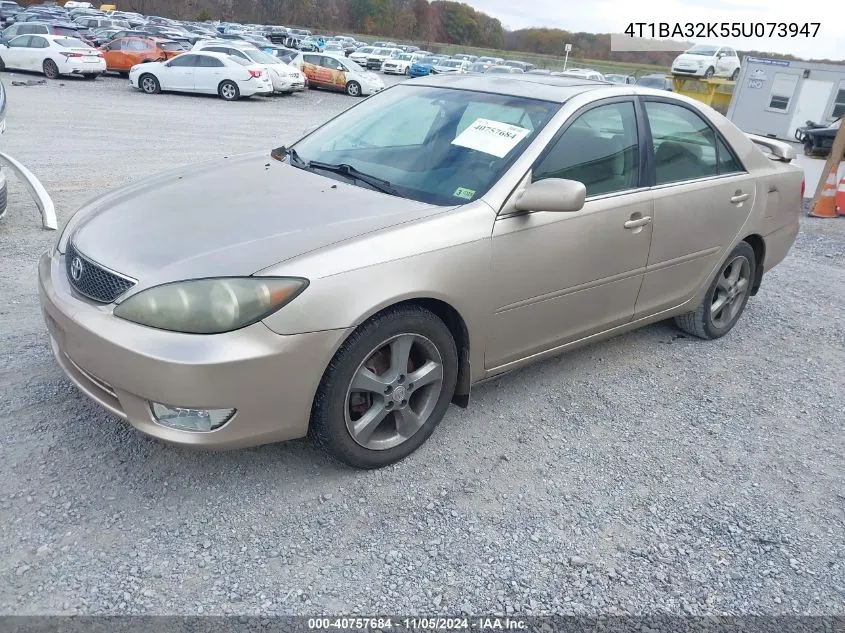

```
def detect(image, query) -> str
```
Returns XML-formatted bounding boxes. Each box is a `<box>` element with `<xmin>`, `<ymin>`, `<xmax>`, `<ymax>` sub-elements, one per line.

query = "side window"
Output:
<box><xmin>830</xmin><ymin>83</ymin><xmax>845</xmax><ymax>119</ymax></box>
<box><xmin>19</xmin><ymin>24</ymin><xmax>38</xmax><ymax>35</ymax></box>
<box><xmin>716</xmin><ymin>137</ymin><xmax>743</xmax><ymax>174</ymax></box>
<box><xmin>198</xmin><ymin>55</ymin><xmax>224</xmax><ymax>68</ymax></box>
<box><xmin>29</xmin><ymin>35</ymin><xmax>48</xmax><ymax>48</ymax></box>
<box><xmin>767</xmin><ymin>73</ymin><xmax>798</xmax><ymax>111</ymax></box>
<box><xmin>232</xmin><ymin>50</ymin><xmax>250</xmax><ymax>61</ymax></box>
<box><xmin>322</xmin><ymin>56</ymin><xmax>343</xmax><ymax>69</ymax></box>
<box><xmin>533</xmin><ymin>101</ymin><xmax>640</xmax><ymax>197</ymax></box>
<box><xmin>645</xmin><ymin>101</ymin><xmax>718</xmax><ymax>184</ymax></box>
<box><xmin>3</xmin><ymin>25</ymin><xmax>19</xmax><ymax>37</ymax></box>
<box><xmin>7</xmin><ymin>35</ymin><xmax>30</xmax><ymax>47</ymax></box>
<box><xmin>130</xmin><ymin>39</ymin><xmax>149</xmax><ymax>52</ymax></box>
<box><xmin>303</xmin><ymin>54</ymin><xmax>319</xmax><ymax>65</ymax></box>
<box><xmin>167</xmin><ymin>54</ymin><xmax>199</xmax><ymax>67</ymax></box>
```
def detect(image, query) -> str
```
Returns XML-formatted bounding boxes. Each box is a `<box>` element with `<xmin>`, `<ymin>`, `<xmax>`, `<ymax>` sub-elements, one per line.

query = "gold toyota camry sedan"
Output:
<box><xmin>39</xmin><ymin>74</ymin><xmax>804</xmax><ymax>469</ymax></box>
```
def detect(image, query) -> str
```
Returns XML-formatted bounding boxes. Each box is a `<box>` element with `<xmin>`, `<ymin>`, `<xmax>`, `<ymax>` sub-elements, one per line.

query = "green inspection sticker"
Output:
<box><xmin>453</xmin><ymin>187</ymin><xmax>476</xmax><ymax>200</ymax></box>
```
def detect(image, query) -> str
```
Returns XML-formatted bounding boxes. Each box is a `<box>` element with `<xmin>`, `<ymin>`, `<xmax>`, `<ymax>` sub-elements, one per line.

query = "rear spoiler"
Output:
<box><xmin>746</xmin><ymin>134</ymin><xmax>796</xmax><ymax>162</ymax></box>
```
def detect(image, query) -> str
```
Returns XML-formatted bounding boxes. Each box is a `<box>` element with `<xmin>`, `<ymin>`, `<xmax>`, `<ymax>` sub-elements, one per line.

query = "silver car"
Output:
<box><xmin>39</xmin><ymin>75</ymin><xmax>803</xmax><ymax>469</ymax></box>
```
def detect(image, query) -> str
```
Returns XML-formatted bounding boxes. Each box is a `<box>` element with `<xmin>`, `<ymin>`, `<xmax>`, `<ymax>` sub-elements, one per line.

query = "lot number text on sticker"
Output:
<box><xmin>452</xmin><ymin>118</ymin><xmax>531</xmax><ymax>158</ymax></box>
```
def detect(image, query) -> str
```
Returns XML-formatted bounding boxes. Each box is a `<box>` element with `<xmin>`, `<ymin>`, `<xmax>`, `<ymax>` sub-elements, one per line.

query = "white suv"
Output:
<box><xmin>671</xmin><ymin>44</ymin><xmax>741</xmax><ymax>80</ymax></box>
<box><xmin>381</xmin><ymin>52</ymin><xmax>421</xmax><ymax>75</ymax></box>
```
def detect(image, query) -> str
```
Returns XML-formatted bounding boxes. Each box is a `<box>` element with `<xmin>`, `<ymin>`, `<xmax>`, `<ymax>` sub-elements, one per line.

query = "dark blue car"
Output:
<box><xmin>409</xmin><ymin>55</ymin><xmax>446</xmax><ymax>78</ymax></box>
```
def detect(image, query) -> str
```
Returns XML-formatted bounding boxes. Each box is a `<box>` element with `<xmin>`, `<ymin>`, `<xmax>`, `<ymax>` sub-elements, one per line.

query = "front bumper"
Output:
<box><xmin>671</xmin><ymin>66</ymin><xmax>703</xmax><ymax>76</ymax></box>
<box><xmin>38</xmin><ymin>250</ymin><xmax>350</xmax><ymax>449</ymax></box>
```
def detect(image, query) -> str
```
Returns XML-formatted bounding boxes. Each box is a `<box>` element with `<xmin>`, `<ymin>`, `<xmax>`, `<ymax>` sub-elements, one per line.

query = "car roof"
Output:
<box><xmin>409</xmin><ymin>73</ymin><xmax>613</xmax><ymax>102</ymax></box>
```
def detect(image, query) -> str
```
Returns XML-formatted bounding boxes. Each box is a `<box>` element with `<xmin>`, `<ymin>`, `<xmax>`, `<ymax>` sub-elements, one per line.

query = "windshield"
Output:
<box><xmin>342</xmin><ymin>57</ymin><xmax>365</xmax><ymax>72</ymax></box>
<box><xmin>397</xmin><ymin>54</ymin><xmax>413</xmax><ymax>61</ymax></box>
<box><xmin>686</xmin><ymin>45</ymin><xmax>718</xmax><ymax>56</ymax></box>
<box><xmin>290</xmin><ymin>85</ymin><xmax>559</xmax><ymax>206</ymax></box>
<box><xmin>246</xmin><ymin>48</ymin><xmax>280</xmax><ymax>64</ymax></box>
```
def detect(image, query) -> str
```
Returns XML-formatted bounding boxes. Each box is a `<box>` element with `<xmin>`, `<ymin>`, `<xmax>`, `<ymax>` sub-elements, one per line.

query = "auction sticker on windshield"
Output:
<box><xmin>452</xmin><ymin>118</ymin><xmax>531</xmax><ymax>158</ymax></box>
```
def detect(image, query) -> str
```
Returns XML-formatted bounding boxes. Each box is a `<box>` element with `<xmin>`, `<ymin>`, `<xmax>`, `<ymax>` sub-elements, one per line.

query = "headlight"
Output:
<box><xmin>113</xmin><ymin>277</ymin><xmax>308</xmax><ymax>334</ymax></box>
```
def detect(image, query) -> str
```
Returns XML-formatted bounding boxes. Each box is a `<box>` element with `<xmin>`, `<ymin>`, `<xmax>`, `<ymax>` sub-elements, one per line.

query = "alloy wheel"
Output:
<box><xmin>344</xmin><ymin>333</ymin><xmax>444</xmax><ymax>451</ymax></box>
<box><xmin>711</xmin><ymin>256</ymin><xmax>751</xmax><ymax>329</ymax></box>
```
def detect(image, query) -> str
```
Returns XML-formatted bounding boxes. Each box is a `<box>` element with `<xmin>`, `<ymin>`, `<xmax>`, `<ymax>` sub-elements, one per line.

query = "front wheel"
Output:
<box><xmin>139</xmin><ymin>73</ymin><xmax>160</xmax><ymax>94</ymax></box>
<box><xmin>345</xmin><ymin>80</ymin><xmax>361</xmax><ymax>97</ymax></box>
<box><xmin>309</xmin><ymin>305</ymin><xmax>458</xmax><ymax>469</ymax></box>
<box><xmin>43</xmin><ymin>59</ymin><xmax>60</xmax><ymax>79</ymax></box>
<box><xmin>703</xmin><ymin>66</ymin><xmax>715</xmax><ymax>79</ymax></box>
<box><xmin>218</xmin><ymin>79</ymin><xmax>240</xmax><ymax>101</ymax></box>
<box><xmin>674</xmin><ymin>242</ymin><xmax>756</xmax><ymax>340</ymax></box>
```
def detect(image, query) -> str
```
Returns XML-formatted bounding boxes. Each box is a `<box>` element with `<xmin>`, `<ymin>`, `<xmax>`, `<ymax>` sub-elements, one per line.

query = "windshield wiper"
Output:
<box><xmin>306</xmin><ymin>161</ymin><xmax>398</xmax><ymax>196</ymax></box>
<box><xmin>270</xmin><ymin>145</ymin><xmax>306</xmax><ymax>167</ymax></box>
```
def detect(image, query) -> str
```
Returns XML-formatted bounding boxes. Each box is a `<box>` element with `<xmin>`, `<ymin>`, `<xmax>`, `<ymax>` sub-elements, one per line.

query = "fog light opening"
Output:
<box><xmin>150</xmin><ymin>403</ymin><xmax>236</xmax><ymax>432</ymax></box>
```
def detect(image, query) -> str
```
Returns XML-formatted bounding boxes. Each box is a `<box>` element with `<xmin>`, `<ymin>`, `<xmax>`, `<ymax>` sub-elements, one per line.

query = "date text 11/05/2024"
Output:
<box><xmin>624</xmin><ymin>22</ymin><xmax>820</xmax><ymax>38</ymax></box>
<box><xmin>308</xmin><ymin>617</ymin><xmax>528</xmax><ymax>630</ymax></box>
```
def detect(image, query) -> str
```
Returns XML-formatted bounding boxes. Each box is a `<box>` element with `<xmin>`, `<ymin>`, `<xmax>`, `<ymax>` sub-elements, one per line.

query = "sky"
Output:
<box><xmin>465</xmin><ymin>0</ymin><xmax>843</xmax><ymax>60</ymax></box>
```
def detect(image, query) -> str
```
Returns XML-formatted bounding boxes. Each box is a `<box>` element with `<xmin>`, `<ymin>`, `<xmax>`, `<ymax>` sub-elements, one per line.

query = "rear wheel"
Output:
<box><xmin>218</xmin><ymin>80</ymin><xmax>240</xmax><ymax>101</ymax></box>
<box><xmin>139</xmin><ymin>73</ymin><xmax>160</xmax><ymax>94</ymax></box>
<box><xmin>345</xmin><ymin>80</ymin><xmax>361</xmax><ymax>96</ymax></box>
<box><xmin>674</xmin><ymin>242</ymin><xmax>756</xmax><ymax>340</ymax></box>
<box><xmin>43</xmin><ymin>59</ymin><xmax>60</xmax><ymax>79</ymax></box>
<box><xmin>309</xmin><ymin>305</ymin><xmax>458</xmax><ymax>469</ymax></box>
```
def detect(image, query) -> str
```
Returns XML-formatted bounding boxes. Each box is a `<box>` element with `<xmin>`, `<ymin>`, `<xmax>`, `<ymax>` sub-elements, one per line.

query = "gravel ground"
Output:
<box><xmin>0</xmin><ymin>71</ymin><xmax>843</xmax><ymax>617</ymax></box>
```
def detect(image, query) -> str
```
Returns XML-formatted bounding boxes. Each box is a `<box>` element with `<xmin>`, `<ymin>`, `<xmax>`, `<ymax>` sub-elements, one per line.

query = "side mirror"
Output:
<box><xmin>514</xmin><ymin>178</ymin><xmax>586</xmax><ymax>213</ymax></box>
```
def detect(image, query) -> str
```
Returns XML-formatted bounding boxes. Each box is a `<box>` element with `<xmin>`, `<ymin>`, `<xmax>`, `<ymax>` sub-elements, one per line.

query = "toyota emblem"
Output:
<box><xmin>70</xmin><ymin>256</ymin><xmax>84</xmax><ymax>281</ymax></box>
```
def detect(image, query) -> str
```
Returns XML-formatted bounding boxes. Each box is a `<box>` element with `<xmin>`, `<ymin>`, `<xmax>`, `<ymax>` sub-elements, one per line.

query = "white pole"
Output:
<box><xmin>563</xmin><ymin>50</ymin><xmax>569</xmax><ymax>70</ymax></box>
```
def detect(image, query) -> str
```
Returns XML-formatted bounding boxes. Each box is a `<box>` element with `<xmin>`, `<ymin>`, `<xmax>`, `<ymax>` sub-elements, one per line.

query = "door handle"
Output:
<box><xmin>731</xmin><ymin>193</ymin><xmax>749</xmax><ymax>203</ymax></box>
<box><xmin>624</xmin><ymin>216</ymin><xmax>652</xmax><ymax>229</ymax></box>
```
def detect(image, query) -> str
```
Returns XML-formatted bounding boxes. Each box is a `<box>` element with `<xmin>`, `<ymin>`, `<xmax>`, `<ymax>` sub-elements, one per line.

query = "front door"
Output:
<box><xmin>788</xmin><ymin>79</ymin><xmax>834</xmax><ymax>138</ymax></box>
<box><xmin>634</xmin><ymin>98</ymin><xmax>757</xmax><ymax>318</ymax></box>
<box><xmin>161</xmin><ymin>53</ymin><xmax>197</xmax><ymax>91</ymax></box>
<box><xmin>487</xmin><ymin>99</ymin><xmax>653</xmax><ymax>369</ymax></box>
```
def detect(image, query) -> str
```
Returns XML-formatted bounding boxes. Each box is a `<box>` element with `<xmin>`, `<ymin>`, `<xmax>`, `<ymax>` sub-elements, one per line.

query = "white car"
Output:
<box><xmin>63</xmin><ymin>1</ymin><xmax>93</xmax><ymax>8</ymax></box>
<box><xmin>553</xmin><ymin>68</ymin><xmax>605</xmax><ymax>81</ymax></box>
<box><xmin>129</xmin><ymin>51</ymin><xmax>273</xmax><ymax>101</ymax></box>
<box><xmin>192</xmin><ymin>41</ymin><xmax>305</xmax><ymax>93</ymax></box>
<box><xmin>671</xmin><ymin>44</ymin><xmax>741</xmax><ymax>80</ymax></box>
<box><xmin>292</xmin><ymin>52</ymin><xmax>384</xmax><ymax>96</ymax></box>
<box><xmin>347</xmin><ymin>46</ymin><xmax>374</xmax><ymax>65</ymax></box>
<box><xmin>0</xmin><ymin>34</ymin><xmax>105</xmax><ymax>79</ymax></box>
<box><xmin>433</xmin><ymin>59</ymin><xmax>470</xmax><ymax>74</ymax></box>
<box><xmin>381</xmin><ymin>52</ymin><xmax>421</xmax><ymax>75</ymax></box>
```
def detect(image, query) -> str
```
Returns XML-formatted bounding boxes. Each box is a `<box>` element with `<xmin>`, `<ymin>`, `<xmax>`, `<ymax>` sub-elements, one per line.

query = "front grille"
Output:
<box><xmin>65</xmin><ymin>243</ymin><xmax>136</xmax><ymax>304</ymax></box>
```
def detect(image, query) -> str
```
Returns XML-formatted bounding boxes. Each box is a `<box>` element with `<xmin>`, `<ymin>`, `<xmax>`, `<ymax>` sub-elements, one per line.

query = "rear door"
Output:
<box><xmin>633</xmin><ymin>97</ymin><xmax>756</xmax><ymax>318</ymax></box>
<box><xmin>194</xmin><ymin>54</ymin><xmax>225</xmax><ymax>92</ymax></box>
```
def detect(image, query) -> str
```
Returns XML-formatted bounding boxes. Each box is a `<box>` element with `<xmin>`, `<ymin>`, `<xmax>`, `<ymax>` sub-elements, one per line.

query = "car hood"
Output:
<box><xmin>69</xmin><ymin>152</ymin><xmax>448</xmax><ymax>288</ymax></box>
<box><xmin>673</xmin><ymin>53</ymin><xmax>708</xmax><ymax>64</ymax></box>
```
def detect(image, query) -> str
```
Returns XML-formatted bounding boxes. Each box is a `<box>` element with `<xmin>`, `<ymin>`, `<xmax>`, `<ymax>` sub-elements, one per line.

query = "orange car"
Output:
<box><xmin>100</xmin><ymin>37</ymin><xmax>184</xmax><ymax>75</ymax></box>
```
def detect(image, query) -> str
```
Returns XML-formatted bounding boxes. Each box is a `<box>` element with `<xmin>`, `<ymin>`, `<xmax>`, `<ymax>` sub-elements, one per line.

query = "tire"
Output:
<box><xmin>674</xmin><ymin>242</ymin><xmax>756</xmax><ymax>340</ymax></box>
<box><xmin>0</xmin><ymin>56</ymin><xmax>5</xmax><ymax>71</ymax></box>
<box><xmin>309</xmin><ymin>305</ymin><xmax>459</xmax><ymax>469</ymax></box>
<box><xmin>730</xmin><ymin>68</ymin><xmax>739</xmax><ymax>81</ymax></box>
<box><xmin>43</xmin><ymin>59</ymin><xmax>60</xmax><ymax>79</ymax></box>
<box><xmin>345</xmin><ymin>80</ymin><xmax>361</xmax><ymax>97</ymax></box>
<box><xmin>139</xmin><ymin>73</ymin><xmax>160</xmax><ymax>94</ymax></box>
<box><xmin>804</xmin><ymin>141</ymin><xmax>814</xmax><ymax>156</ymax></box>
<box><xmin>404</xmin><ymin>66</ymin><xmax>410</xmax><ymax>75</ymax></box>
<box><xmin>218</xmin><ymin>79</ymin><xmax>239</xmax><ymax>101</ymax></box>
<box><xmin>703</xmin><ymin>66</ymin><xmax>715</xmax><ymax>79</ymax></box>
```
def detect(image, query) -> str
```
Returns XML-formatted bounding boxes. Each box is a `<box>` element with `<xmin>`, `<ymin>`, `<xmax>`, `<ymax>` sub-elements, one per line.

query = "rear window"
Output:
<box><xmin>55</xmin><ymin>37</ymin><xmax>87</xmax><ymax>48</ymax></box>
<box><xmin>158</xmin><ymin>41</ymin><xmax>182</xmax><ymax>51</ymax></box>
<box><xmin>54</xmin><ymin>27</ymin><xmax>81</xmax><ymax>37</ymax></box>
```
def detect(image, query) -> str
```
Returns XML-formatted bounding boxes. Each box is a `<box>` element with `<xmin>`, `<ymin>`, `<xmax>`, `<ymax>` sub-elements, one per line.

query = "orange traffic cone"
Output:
<box><xmin>837</xmin><ymin>176</ymin><xmax>845</xmax><ymax>217</ymax></box>
<box><xmin>809</xmin><ymin>165</ymin><xmax>839</xmax><ymax>218</ymax></box>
